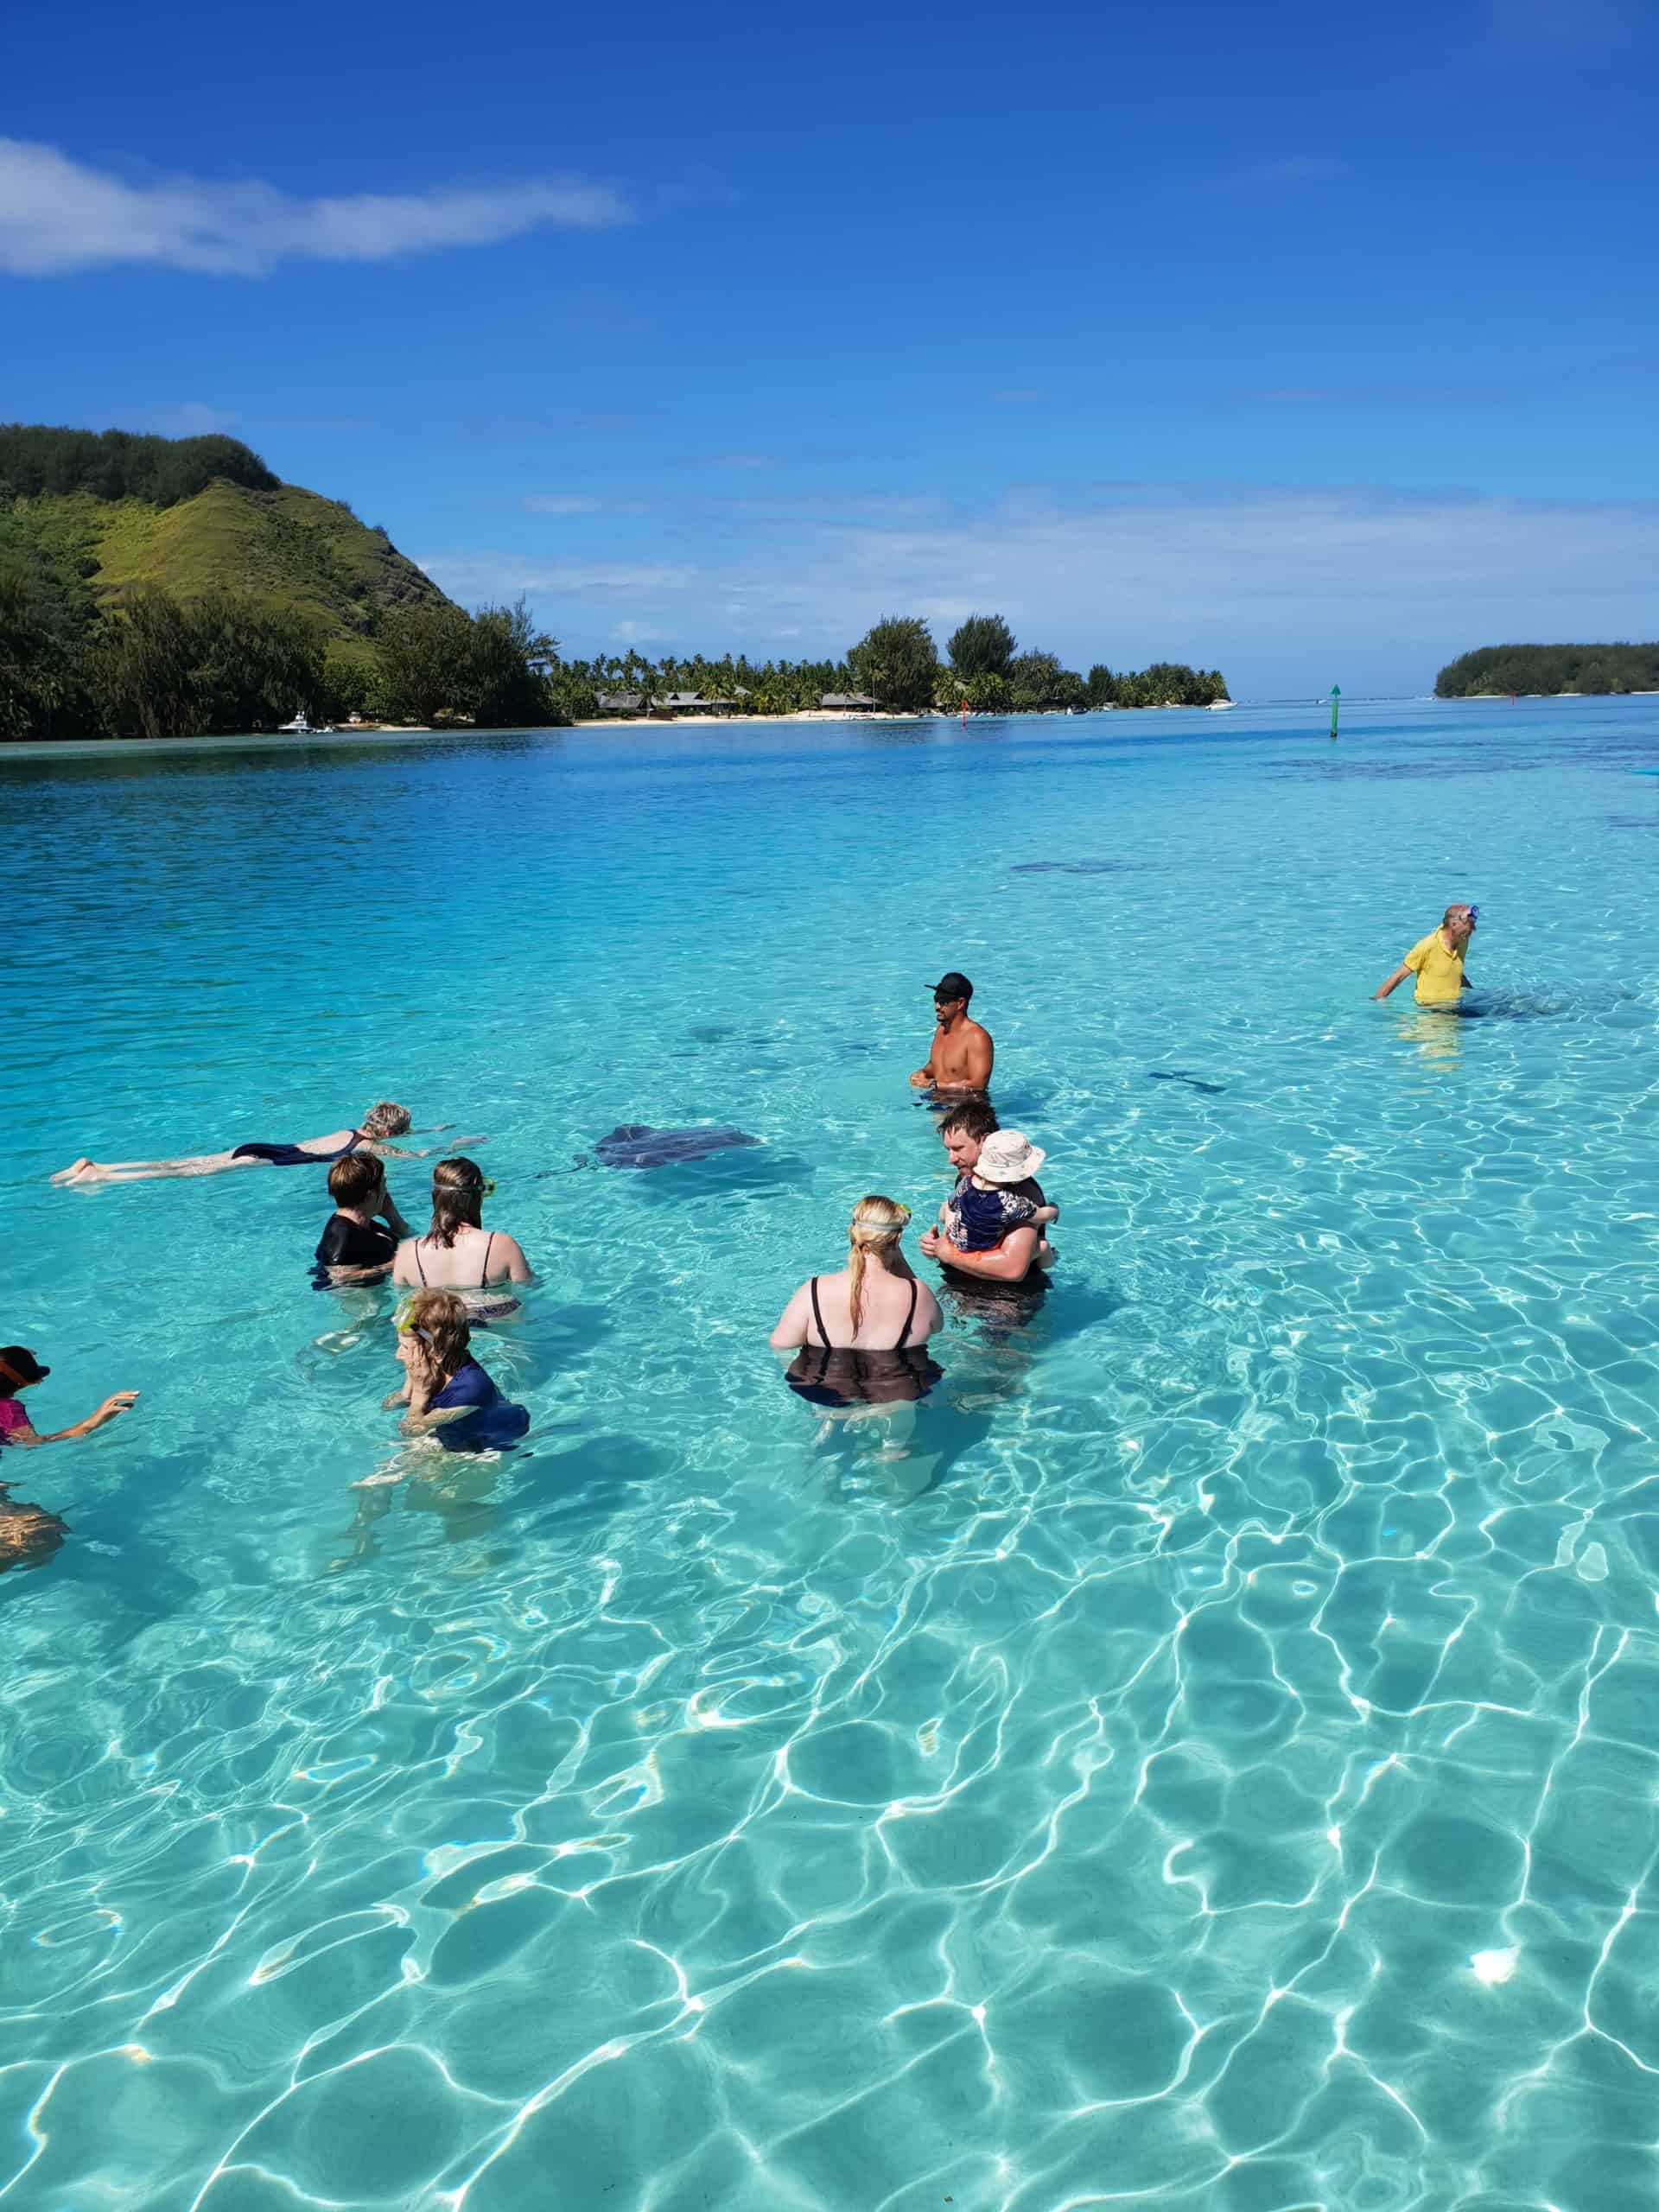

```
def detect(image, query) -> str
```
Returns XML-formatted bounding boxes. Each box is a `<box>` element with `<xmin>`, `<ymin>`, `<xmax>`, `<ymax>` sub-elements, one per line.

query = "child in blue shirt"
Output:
<box><xmin>385</xmin><ymin>1291</ymin><xmax>528</xmax><ymax>1452</ymax></box>
<box><xmin>938</xmin><ymin>1130</ymin><xmax>1058</xmax><ymax>1254</ymax></box>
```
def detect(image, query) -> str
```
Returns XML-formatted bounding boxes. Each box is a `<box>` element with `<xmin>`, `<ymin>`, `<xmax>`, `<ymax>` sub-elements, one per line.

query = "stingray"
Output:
<box><xmin>1147</xmin><ymin>1070</ymin><xmax>1227</xmax><ymax>1095</ymax></box>
<box><xmin>1009</xmin><ymin>859</ymin><xmax>1131</xmax><ymax>875</ymax></box>
<box><xmin>583</xmin><ymin>1123</ymin><xmax>763</xmax><ymax>1169</ymax></box>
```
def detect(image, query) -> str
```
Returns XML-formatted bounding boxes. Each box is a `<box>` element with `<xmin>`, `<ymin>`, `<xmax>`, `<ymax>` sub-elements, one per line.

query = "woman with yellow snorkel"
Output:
<box><xmin>391</xmin><ymin>1158</ymin><xmax>532</xmax><ymax>1311</ymax></box>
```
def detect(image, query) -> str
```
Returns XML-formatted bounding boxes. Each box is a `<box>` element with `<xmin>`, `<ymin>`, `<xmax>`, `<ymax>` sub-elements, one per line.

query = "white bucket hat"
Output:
<box><xmin>975</xmin><ymin>1129</ymin><xmax>1046</xmax><ymax>1185</ymax></box>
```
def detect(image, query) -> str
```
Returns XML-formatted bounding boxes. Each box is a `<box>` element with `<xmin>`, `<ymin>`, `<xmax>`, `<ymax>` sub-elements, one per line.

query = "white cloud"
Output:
<box><xmin>0</xmin><ymin>138</ymin><xmax>632</xmax><ymax>276</ymax></box>
<box><xmin>419</xmin><ymin>483</ymin><xmax>1659</xmax><ymax>695</ymax></box>
<box><xmin>523</xmin><ymin>495</ymin><xmax>605</xmax><ymax>515</ymax></box>
<box><xmin>141</xmin><ymin>401</ymin><xmax>240</xmax><ymax>437</ymax></box>
<box><xmin>421</xmin><ymin>556</ymin><xmax>698</xmax><ymax>599</ymax></box>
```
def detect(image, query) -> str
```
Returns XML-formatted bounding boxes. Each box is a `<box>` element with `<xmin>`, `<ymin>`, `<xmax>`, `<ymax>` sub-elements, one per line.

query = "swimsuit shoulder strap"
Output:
<box><xmin>809</xmin><ymin>1275</ymin><xmax>827</xmax><ymax>1348</ymax></box>
<box><xmin>416</xmin><ymin>1240</ymin><xmax>428</xmax><ymax>1286</ymax></box>
<box><xmin>480</xmin><ymin>1232</ymin><xmax>495</xmax><ymax>1286</ymax></box>
<box><xmin>896</xmin><ymin>1275</ymin><xmax>918</xmax><ymax>1350</ymax></box>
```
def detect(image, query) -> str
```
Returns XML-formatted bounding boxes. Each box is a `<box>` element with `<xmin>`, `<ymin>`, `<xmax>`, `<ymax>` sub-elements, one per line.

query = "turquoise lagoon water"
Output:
<box><xmin>5</xmin><ymin>697</ymin><xmax>1659</xmax><ymax>2210</ymax></box>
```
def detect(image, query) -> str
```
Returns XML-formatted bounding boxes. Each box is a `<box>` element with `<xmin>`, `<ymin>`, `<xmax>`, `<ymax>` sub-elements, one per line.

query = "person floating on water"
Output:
<box><xmin>918</xmin><ymin>1102</ymin><xmax>1056</xmax><ymax>1285</ymax></box>
<box><xmin>52</xmin><ymin>1101</ymin><xmax>429</xmax><ymax>1185</ymax></box>
<box><xmin>909</xmin><ymin>971</ymin><xmax>994</xmax><ymax>1094</ymax></box>
<box><xmin>1372</xmin><ymin>903</ymin><xmax>1478</xmax><ymax>1007</ymax></box>
<box><xmin>383</xmin><ymin>1290</ymin><xmax>529</xmax><ymax>1451</ymax></box>
<box><xmin>313</xmin><ymin>1154</ymin><xmax>413</xmax><ymax>1288</ymax></box>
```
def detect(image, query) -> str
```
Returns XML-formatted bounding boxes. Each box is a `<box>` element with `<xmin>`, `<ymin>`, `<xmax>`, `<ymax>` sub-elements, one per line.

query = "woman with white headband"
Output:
<box><xmin>769</xmin><ymin>1195</ymin><xmax>943</xmax><ymax>1409</ymax></box>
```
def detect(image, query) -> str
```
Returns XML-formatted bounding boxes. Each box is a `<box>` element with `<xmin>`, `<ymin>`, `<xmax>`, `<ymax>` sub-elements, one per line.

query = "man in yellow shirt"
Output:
<box><xmin>1373</xmin><ymin>903</ymin><xmax>1478</xmax><ymax>1005</ymax></box>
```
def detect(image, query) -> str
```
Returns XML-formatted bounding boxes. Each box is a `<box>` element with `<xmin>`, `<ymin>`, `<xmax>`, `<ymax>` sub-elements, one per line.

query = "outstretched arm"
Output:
<box><xmin>1372</xmin><ymin>963</ymin><xmax>1412</xmax><ymax>1001</ymax></box>
<box><xmin>3</xmin><ymin>1391</ymin><xmax>139</xmax><ymax>1445</ymax></box>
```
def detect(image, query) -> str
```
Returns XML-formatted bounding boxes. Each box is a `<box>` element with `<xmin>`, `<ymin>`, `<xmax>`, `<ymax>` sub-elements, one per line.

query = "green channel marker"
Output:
<box><xmin>1330</xmin><ymin>683</ymin><xmax>1340</xmax><ymax>741</ymax></box>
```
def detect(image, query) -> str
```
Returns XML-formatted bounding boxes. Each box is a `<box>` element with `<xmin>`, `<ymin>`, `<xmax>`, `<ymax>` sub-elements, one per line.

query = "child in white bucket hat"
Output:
<box><xmin>938</xmin><ymin>1130</ymin><xmax>1058</xmax><ymax>1255</ymax></box>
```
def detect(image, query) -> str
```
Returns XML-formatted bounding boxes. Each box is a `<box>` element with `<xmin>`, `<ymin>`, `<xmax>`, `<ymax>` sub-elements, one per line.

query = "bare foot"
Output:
<box><xmin>50</xmin><ymin>1159</ymin><xmax>97</xmax><ymax>1185</ymax></box>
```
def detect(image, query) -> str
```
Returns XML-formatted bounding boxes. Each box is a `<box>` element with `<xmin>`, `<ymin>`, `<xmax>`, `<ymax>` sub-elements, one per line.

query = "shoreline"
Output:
<box><xmin>572</xmin><ymin>703</ymin><xmax>1230</xmax><ymax>729</ymax></box>
<box><xmin>12</xmin><ymin>692</ymin><xmax>1656</xmax><ymax>760</ymax></box>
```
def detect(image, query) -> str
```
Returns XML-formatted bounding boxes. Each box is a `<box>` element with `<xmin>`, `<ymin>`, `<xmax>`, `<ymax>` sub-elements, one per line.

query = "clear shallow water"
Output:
<box><xmin>5</xmin><ymin>697</ymin><xmax>1659</xmax><ymax>2209</ymax></box>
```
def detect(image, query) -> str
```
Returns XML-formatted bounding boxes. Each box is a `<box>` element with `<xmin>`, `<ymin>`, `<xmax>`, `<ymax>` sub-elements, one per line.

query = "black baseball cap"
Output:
<box><xmin>931</xmin><ymin>972</ymin><xmax>973</xmax><ymax>1002</ymax></box>
<box><xmin>0</xmin><ymin>1346</ymin><xmax>48</xmax><ymax>1388</ymax></box>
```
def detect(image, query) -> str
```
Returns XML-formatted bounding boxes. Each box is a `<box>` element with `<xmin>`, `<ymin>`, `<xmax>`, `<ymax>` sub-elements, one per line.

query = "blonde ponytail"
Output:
<box><xmin>846</xmin><ymin>1195</ymin><xmax>911</xmax><ymax>1335</ymax></box>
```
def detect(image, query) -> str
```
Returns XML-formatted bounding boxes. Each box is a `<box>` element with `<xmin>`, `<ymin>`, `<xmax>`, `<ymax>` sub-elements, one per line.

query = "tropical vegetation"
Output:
<box><xmin>3</xmin><ymin>426</ymin><xmax>1231</xmax><ymax>739</ymax></box>
<box><xmin>1435</xmin><ymin>643</ymin><xmax>1659</xmax><ymax>698</ymax></box>
<box><xmin>0</xmin><ymin>424</ymin><xmax>565</xmax><ymax>738</ymax></box>
<box><xmin>553</xmin><ymin>615</ymin><xmax>1228</xmax><ymax>721</ymax></box>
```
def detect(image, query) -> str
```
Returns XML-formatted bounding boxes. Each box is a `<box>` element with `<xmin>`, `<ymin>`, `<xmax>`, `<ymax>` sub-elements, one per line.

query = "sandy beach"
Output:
<box><xmin>573</xmin><ymin>707</ymin><xmax>934</xmax><ymax>729</ymax></box>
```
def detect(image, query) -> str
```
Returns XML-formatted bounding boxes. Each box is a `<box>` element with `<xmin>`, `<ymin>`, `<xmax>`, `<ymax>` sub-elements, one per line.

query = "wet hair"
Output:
<box><xmin>360</xmin><ymin>1101</ymin><xmax>412</xmax><ymax>1140</ymax></box>
<box><xmin>0</xmin><ymin>1504</ymin><xmax>67</xmax><ymax>1573</ymax></box>
<box><xmin>427</xmin><ymin>1158</ymin><xmax>488</xmax><ymax>1249</ymax></box>
<box><xmin>328</xmin><ymin>1153</ymin><xmax>385</xmax><ymax>1208</ymax></box>
<box><xmin>0</xmin><ymin>1347</ymin><xmax>48</xmax><ymax>1397</ymax></box>
<box><xmin>938</xmin><ymin>1100</ymin><xmax>1000</xmax><ymax>1143</ymax></box>
<box><xmin>404</xmin><ymin>1289</ymin><xmax>471</xmax><ymax>1382</ymax></box>
<box><xmin>847</xmin><ymin>1195</ymin><xmax>909</xmax><ymax>1336</ymax></box>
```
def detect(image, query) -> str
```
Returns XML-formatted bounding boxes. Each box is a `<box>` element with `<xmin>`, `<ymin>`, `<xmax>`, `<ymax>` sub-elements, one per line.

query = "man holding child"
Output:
<box><xmin>918</xmin><ymin>1100</ymin><xmax>1055</xmax><ymax>1287</ymax></box>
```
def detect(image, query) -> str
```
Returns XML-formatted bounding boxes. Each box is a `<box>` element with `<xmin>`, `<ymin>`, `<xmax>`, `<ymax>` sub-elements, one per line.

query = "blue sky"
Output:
<box><xmin>4</xmin><ymin>0</ymin><xmax>1656</xmax><ymax>695</ymax></box>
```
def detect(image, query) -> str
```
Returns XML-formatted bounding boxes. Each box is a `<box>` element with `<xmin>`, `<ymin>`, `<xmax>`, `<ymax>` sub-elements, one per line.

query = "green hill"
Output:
<box><xmin>1</xmin><ymin>425</ymin><xmax>567</xmax><ymax>740</ymax></box>
<box><xmin>1</xmin><ymin>428</ymin><xmax>455</xmax><ymax>677</ymax></box>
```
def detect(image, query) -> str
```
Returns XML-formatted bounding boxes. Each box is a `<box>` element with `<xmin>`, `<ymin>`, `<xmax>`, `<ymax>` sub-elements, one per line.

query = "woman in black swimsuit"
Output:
<box><xmin>391</xmin><ymin>1158</ymin><xmax>533</xmax><ymax>1319</ymax></box>
<box><xmin>52</xmin><ymin>1102</ymin><xmax>420</xmax><ymax>1185</ymax></box>
<box><xmin>770</xmin><ymin>1196</ymin><xmax>944</xmax><ymax>1408</ymax></box>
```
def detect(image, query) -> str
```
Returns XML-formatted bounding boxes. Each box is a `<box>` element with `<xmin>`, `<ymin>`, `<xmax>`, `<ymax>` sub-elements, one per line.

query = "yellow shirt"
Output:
<box><xmin>1403</xmin><ymin>929</ymin><xmax>1465</xmax><ymax>1004</ymax></box>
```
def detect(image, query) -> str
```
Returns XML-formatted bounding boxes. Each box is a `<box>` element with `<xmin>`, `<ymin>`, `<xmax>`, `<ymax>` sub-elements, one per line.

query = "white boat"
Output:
<box><xmin>278</xmin><ymin>709</ymin><xmax>312</xmax><ymax>734</ymax></box>
<box><xmin>1207</xmin><ymin>699</ymin><xmax>1236</xmax><ymax>711</ymax></box>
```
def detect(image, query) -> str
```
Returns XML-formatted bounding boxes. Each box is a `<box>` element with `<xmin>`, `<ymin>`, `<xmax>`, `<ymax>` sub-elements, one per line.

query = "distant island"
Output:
<box><xmin>1435</xmin><ymin>642</ymin><xmax>1659</xmax><ymax>698</ymax></box>
<box><xmin>1</xmin><ymin>425</ymin><xmax>1228</xmax><ymax>741</ymax></box>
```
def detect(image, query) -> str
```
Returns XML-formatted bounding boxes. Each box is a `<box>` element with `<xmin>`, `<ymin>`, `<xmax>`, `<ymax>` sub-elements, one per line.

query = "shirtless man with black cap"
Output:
<box><xmin>909</xmin><ymin>971</ymin><xmax>994</xmax><ymax>1094</ymax></box>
